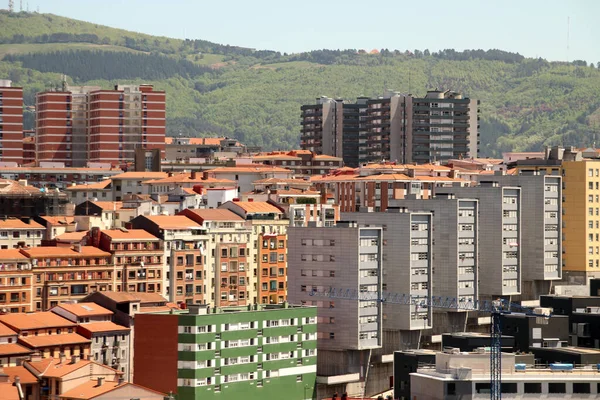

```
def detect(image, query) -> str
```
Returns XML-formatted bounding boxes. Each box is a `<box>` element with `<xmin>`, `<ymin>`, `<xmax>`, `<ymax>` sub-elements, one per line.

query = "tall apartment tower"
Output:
<box><xmin>88</xmin><ymin>84</ymin><xmax>165</xmax><ymax>163</ymax></box>
<box><xmin>300</xmin><ymin>89</ymin><xmax>479</xmax><ymax>167</ymax></box>
<box><xmin>36</xmin><ymin>84</ymin><xmax>165</xmax><ymax>167</ymax></box>
<box><xmin>437</xmin><ymin>184</ymin><xmax>522</xmax><ymax>298</ymax></box>
<box><xmin>0</xmin><ymin>79</ymin><xmax>24</xmax><ymax>164</ymax></box>
<box><xmin>473</xmin><ymin>173</ymin><xmax>562</xmax><ymax>300</ymax></box>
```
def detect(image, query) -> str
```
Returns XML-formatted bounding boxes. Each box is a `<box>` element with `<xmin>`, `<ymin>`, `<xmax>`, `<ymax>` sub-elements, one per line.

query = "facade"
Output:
<box><xmin>562</xmin><ymin>159</ymin><xmax>600</xmax><ymax>282</ymax></box>
<box><xmin>0</xmin><ymin>79</ymin><xmax>24</xmax><ymax>164</ymax></box>
<box><xmin>164</xmin><ymin>136</ymin><xmax>245</xmax><ymax>162</ymax></box>
<box><xmin>437</xmin><ymin>184</ymin><xmax>522</xmax><ymax>298</ymax></box>
<box><xmin>252</xmin><ymin>150</ymin><xmax>343</xmax><ymax>176</ymax></box>
<box><xmin>288</xmin><ymin>222</ymin><xmax>382</xmax><ymax>398</ymax></box>
<box><xmin>473</xmin><ymin>173</ymin><xmax>562</xmax><ymax>299</ymax></box>
<box><xmin>0</xmin><ymin>218</ymin><xmax>45</xmax><ymax>249</ymax></box>
<box><xmin>178</xmin><ymin>209</ymin><xmax>253</xmax><ymax>307</ymax></box>
<box><xmin>300</xmin><ymin>90</ymin><xmax>479</xmax><ymax>167</ymax></box>
<box><xmin>88</xmin><ymin>228</ymin><xmax>164</xmax><ymax>296</ymax></box>
<box><xmin>51</xmin><ymin>302</ymin><xmax>132</xmax><ymax>380</ymax></box>
<box><xmin>36</xmin><ymin>84</ymin><xmax>166</xmax><ymax>167</ymax></box>
<box><xmin>410</xmin><ymin>350</ymin><xmax>600</xmax><ymax>399</ymax></box>
<box><xmin>500</xmin><ymin>314</ymin><xmax>570</xmax><ymax>352</ymax></box>
<box><xmin>0</xmin><ymin>165</ymin><xmax>123</xmax><ymax>190</ymax></box>
<box><xmin>393</xmin><ymin>350</ymin><xmax>436</xmax><ymax>400</ymax></box>
<box><xmin>129</xmin><ymin>215</ymin><xmax>207</xmax><ymax>306</ymax></box>
<box><xmin>0</xmin><ymin>249</ymin><xmax>33</xmax><ymax>313</ymax></box>
<box><xmin>133</xmin><ymin>303</ymin><xmax>317</xmax><ymax>400</ymax></box>
<box><xmin>207</xmin><ymin>165</ymin><xmax>293</xmax><ymax>194</ymax></box>
<box><xmin>21</xmin><ymin>246</ymin><xmax>113</xmax><ymax>311</ymax></box>
<box><xmin>540</xmin><ymin>295</ymin><xmax>600</xmax><ymax>348</ymax></box>
<box><xmin>0</xmin><ymin>323</ymin><xmax>33</xmax><ymax>366</ymax></box>
<box><xmin>108</xmin><ymin>171</ymin><xmax>167</xmax><ymax>201</ymax></box>
<box><xmin>340</xmin><ymin>210</ymin><xmax>433</xmax><ymax>334</ymax></box>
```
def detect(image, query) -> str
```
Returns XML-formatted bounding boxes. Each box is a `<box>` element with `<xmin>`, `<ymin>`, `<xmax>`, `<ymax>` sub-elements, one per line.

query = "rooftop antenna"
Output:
<box><xmin>566</xmin><ymin>16</ymin><xmax>570</xmax><ymax>63</ymax></box>
<box><xmin>8</xmin><ymin>0</ymin><xmax>14</xmax><ymax>12</ymax></box>
<box><xmin>19</xmin><ymin>0</ymin><xmax>22</xmax><ymax>11</ymax></box>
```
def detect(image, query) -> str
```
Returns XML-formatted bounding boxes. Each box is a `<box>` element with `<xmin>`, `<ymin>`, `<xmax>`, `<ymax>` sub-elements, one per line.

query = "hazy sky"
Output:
<box><xmin>30</xmin><ymin>0</ymin><xmax>600</xmax><ymax>63</ymax></box>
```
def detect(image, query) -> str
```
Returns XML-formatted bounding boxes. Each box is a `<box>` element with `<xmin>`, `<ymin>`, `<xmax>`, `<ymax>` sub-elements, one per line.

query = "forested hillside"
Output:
<box><xmin>1</xmin><ymin>10</ymin><xmax>599</xmax><ymax>156</ymax></box>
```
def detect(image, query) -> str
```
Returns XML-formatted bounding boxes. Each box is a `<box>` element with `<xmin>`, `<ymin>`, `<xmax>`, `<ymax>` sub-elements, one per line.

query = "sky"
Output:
<box><xmin>27</xmin><ymin>0</ymin><xmax>600</xmax><ymax>63</ymax></box>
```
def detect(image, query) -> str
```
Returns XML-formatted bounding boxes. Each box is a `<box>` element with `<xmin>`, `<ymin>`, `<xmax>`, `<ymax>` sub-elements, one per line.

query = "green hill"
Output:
<box><xmin>1</xmin><ymin>10</ymin><xmax>600</xmax><ymax>156</ymax></box>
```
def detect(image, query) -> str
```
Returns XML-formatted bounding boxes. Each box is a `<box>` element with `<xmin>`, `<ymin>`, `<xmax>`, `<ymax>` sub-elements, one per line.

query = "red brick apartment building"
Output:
<box><xmin>36</xmin><ymin>84</ymin><xmax>165</xmax><ymax>167</ymax></box>
<box><xmin>0</xmin><ymin>80</ymin><xmax>24</xmax><ymax>164</ymax></box>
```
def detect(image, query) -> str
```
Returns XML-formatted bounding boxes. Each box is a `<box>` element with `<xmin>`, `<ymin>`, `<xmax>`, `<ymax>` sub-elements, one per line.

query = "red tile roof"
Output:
<box><xmin>1</xmin><ymin>365</ymin><xmax>37</xmax><ymax>384</ymax></box>
<box><xmin>20</xmin><ymin>246</ymin><xmax>111</xmax><ymax>259</ymax></box>
<box><xmin>142</xmin><ymin>215</ymin><xmax>203</xmax><ymax>230</ymax></box>
<box><xmin>227</xmin><ymin>201</ymin><xmax>283</xmax><ymax>214</ymax></box>
<box><xmin>0</xmin><ymin>249</ymin><xmax>28</xmax><ymax>261</ymax></box>
<box><xmin>0</xmin><ymin>343</ymin><xmax>33</xmax><ymax>356</ymax></box>
<box><xmin>59</xmin><ymin>381</ymin><xmax>166</xmax><ymax>399</ymax></box>
<box><xmin>179</xmin><ymin>209</ymin><xmax>244</xmax><ymax>222</ymax></box>
<box><xmin>77</xmin><ymin>321</ymin><xmax>130</xmax><ymax>334</ymax></box>
<box><xmin>67</xmin><ymin>180</ymin><xmax>112</xmax><ymax>191</ymax></box>
<box><xmin>0</xmin><ymin>312</ymin><xmax>75</xmax><ymax>331</ymax></box>
<box><xmin>37</xmin><ymin>216</ymin><xmax>76</xmax><ymax>225</ymax></box>
<box><xmin>0</xmin><ymin>381</ymin><xmax>19</xmax><ymax>399</ymax></box>
<box><xmin>143</xmin><ymin>173</ymin><xmax>235</xmax><ymax>185</ymax></box>
<box><xmin>19</xmin><ymin>332</ymin><xmax>90</xmax><ymax>348</ymax></box>
<box><xmin>95</xmin><ymin>292</ymin><xmax>168</xmax><ymax>304</ymax></box>
<box><xmin>0</xmin><ymin>324</ymin><xmax>17</xmax><ymax>337</ymax></box>
<box><xmin>27</xmin><ymin>358</ymin><xmax>98</xmax><ymax>378</ymax></box>
<box><xmin>89</xmin><ymin>201</ymin><xmax>124</xmax><ymax>211</ymax></box>
<box><xmin>0</xmin><ymin>179</ymin><xmax>41</xmax><ymax>196</ymax></box>
<box><xmin>0</xmin><ymin>218</ymin><xmax>44</xmax><ymax>230</ymax></box>
<box><xmin>52</xmin><ymin>303</ymin><xmax>112</xmax><ymax>318</ymax></box>
<box><xmin>55</xmin><ymin>231</ymin><xmax>88</xmax><ymax>242</ymax></box>
<box><xmin>209</xmin><ymin>165</ymin><xmax>292</xmax><ymax>174</ymax></box>
<box><xmin>100</xmin><ymin>229</ymin><xmax>159</xmax><ymax>241</ymax></box>
<box><xmin>110</xmin><ymin>172</ymin><xmax>168</xmax><ymax>180</ymax></box>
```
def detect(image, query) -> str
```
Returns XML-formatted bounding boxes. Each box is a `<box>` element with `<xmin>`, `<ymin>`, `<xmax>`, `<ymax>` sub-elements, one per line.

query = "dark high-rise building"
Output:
<box><xmin>300</xmin><ymin>89</ymin><xmax>480</xmax><ymax>167</ymax></box>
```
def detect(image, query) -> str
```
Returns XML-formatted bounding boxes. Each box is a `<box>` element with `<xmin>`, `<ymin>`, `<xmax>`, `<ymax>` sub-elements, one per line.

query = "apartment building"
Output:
<box><xmin>252</xmin><ymin>150</ymin><xmax>343</xmax><ymax>176</ymax></box>
<box><xmin>165</xmin><ymin>136</ymin><xmax>245</xmax><ymax>162</ymax></box>
<box><xmin>301</xmin><ymin>90</ymin><xmax>479</xmax><ymax>167</ymax></box>
<box><xmin>36</xmin><ymin>84</ymin><xmax>166</xmax><ymax>166</ymax></box>
<box><xmin>51</xmin><ymin>302</ymin><xmax>131</xmax><ymax>380</ymax></box>
<box><xmin>472</xmin><ymin>173</ymin><xmax>562</xmax><ymax>299</ymax></box>
<box><xmin>0</xmin><ymin>218</ymin><xmax>45</xmax><ymax>249</ymax></box>
<box><xmin>142</xmin><ymin>171</ymin><xmax>235</xmax><ymax>195</ymax></box>
<box><xmin>0</xmin><ymin>249</ymin><xmax>33</xmax><ymax>313</ymax></box>
<box><xmin>21</xmin><ymin>246</ymin><xmax>113</xmax><ymax>311</ymax></box>
<box><xmin>88</xmin><ymin>228</ymin><xmax>164</xmax><ymax>296</ymax></box>
<box><xmin>208</xmin><ymin>165</ymin><xmax>292</xmax><ymax>194</ymax></box>
<box><xmin>34</xmin><ymin>216</ymin><xmax>77</xmax><ymax>241</ymax></box>
<box><xmin>437</xmin><ymin>184</ymin><xmax>522</xmax><ymax>298</ymax></box>
<box><xmin>0</xmin><ymin>79</ymin><xmax>24</xmax><ymax>164</ymax></box>
<box><xmin>109</xmin><ymin>171</ymin><xmax>167</xmax><ymax>200</ymax></box>
<box><xmin>134</xmin><ymin>303</ymin><xmax>317</xmax><ymax>400</ymax></box>
<box><xmin>0</xmin><ymin>323</ymin><xmax>33</xmax><ymax>366</ymax></box>
<box><xmin>288</xmin><ymin>222</ymin><xmax>383</xmax><ymax>397</ymax></box>
<box><xmin>0</xmin><ymin>312</ymin><xmax>90</xmax><ymax>358</ymax></box>
<box><xmin>129</xmin><ymin>215</ymin><xmax>207</xmax><ymax>306</ymax></box>
<box><xmin>410</xmin><ymin>350</ymin><xmax>600</xmax><ymax>399</ymax></box>
<box><xmin>178</xmin><ymin>209</ymin><xmax>253</xmax><ymax>307</ymax></box>
<box><xmin>388</xmin><ymin>196</ymin><xmax>479</xmax><ymax>333</ymax></box>
<box><xmin>221</xmin><ymin>201</ymin><xmax>289</xmax><ymax>305</ymax></box>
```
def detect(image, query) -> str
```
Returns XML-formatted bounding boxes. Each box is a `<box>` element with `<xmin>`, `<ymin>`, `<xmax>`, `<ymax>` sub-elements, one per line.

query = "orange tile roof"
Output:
<box><xmin>110</xmin><ymin>172</ymin><xmax>168</xmax><ymax>180</ymax></box>
<box><xmin>312</xmin><ymin>154</ymin><xmax>343</xmax><ymax>160</ymax></box>
<box><xmin>96</xmin><ymin>291</ymin><xmax>168</xmax><ymax>304</ymax></box>
<box><xmin>356</xmin><ymin>173</ymin><xmax>413</xmax><ymax>181</ymax></box>
<box><xmin>252</xmin><ymin>178</ymin><xmax>311</xmax><ymax>185</ymax></box>
<box><xmin>143</xmin><ymin>173</ymin><xmax>235</xmax><ymax>185</ymax></box>
<box><xmin>0</xmin><ymin>249</ymin><xmax>28</xmax><ymax>260</ymax></box>
<box><xmin>142</xmin><ymin>215</ymin><xmax>203</xmax><ymax>230</ymax></box>
<box><xmin>227</xmin><ymin>201</ymin><xmax>283</xmax><ymax>214</ymax></box>
<box><xmin>55</xmin><ymin>231</ymin><xmax>88</xmax><ymax>242</ymax></box>
<box><xmin>0</xmin><ymin>324</ymin><xmax>17</xmax><ymax>337</ymax></box>
<box><xmin>100</xmin><ymin>229</ymin><xmax>159</xmax><ymax>241</ymax></box>
<box><xmin>0</xmin><ymin>382</ymin><xmax>19</xmax><ymax>399</ymax></box>
<box><xmin>67</xmin><ymin>180</ymin><xmax>112</xmax><ymax>191</ymax></box>
<box><xmin>0</xmin><ymin>343</ymin><xmax>33</xmax><ymax>356</ymax></box>
<box><xmin>137</xmin><ymin>305</ymin><xmax>177</xmax><ymax>314</ymax></box>
<box><xmin>252</xmin><ymin>154</ymin><xmax>302</xmax><ymax>161</ymax></box>
<box><xmin>27</xmin><ymin>357</ymin><xmax>98</xmax><ymax>378</ymax></box>
<box><xmin>53</xmin><ymin>303</ymin><xmax>112</xmax><ymax>318</ymax></box>
<box><xmin>209</xmin><ymin>165</ymin><xmax>292</xmax><ymax>174</ymax></box>
<box><xmin>310</xmin><ymin>174</ymin><xmax>359</xmax><ymax>182</ymax></box>
<box><xmin>90</xmin><ymin>201</ymin><xmax>123</xmax><ymax>211</ymax></box>
<box><xmin>19</xmin><ymin>332</ymin><xmax>90</xmax><ymax>348</ymax></box>
<box><xmin>59</xmin><ymin>381</ymin><xmax>166</xmax><ymax>399</ymax></box>
<box><xmin>166</xmin><ymin>136</ymin><xmax>233</xmax><ymax>146</ymax></box>
<box><xmin>0</xmin><ymin>218</ymin><xmax>44</xmax><ymax>230</ymax></box>
<box><xmin>37</xmin><ymin>216</ymin><xmax>76</xmax><ymax>225</ymax></box>
<box><xmin>20</xmin><ymin>246</ymin><xmax>111</xmax><ymax>259</ymax></box>
<box><xmin>0</xmin><ymin>312</ymin><xmax>75</xmax><ymax>331</ymax></box>
<box><xmin>1</xmin><ymin>365</ymin><xmax>37</xmax><ymax>384</ymax></box>
<box><xmin>179</xmin><ymin>208</ymin><xmax>244</xmax><ymax>222</ymax></box>
<box><xmin>275</xmin><ymin>189</ymin><xmax>320</xmax><ymax>196</ymax></box>
<box><xmin>77</xmin><ymin>321</ymin><xmax>130</xmax><ymax>334</ymax></box>
<box><xmin>182</xmin><ymin>188</ymin><xmax>197</xmax><ymax>195</ymax></box>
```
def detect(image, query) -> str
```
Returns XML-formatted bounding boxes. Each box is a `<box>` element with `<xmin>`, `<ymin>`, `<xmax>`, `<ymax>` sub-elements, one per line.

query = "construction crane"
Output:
<box><xmin>310</xmin><ymin>288</ymin><xmax>551</xmax><ymax>400</ymax></box>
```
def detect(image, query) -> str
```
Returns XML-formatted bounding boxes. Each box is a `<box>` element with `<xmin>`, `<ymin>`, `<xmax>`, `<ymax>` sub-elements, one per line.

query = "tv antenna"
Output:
<box><xmin>567</xmin><ymin>16</ymin><xmax>570</xmax><ymax>62</ymax></box>
<box><xmin>8</xmin><ymin>0</ymin><xmax>14</xmax><ymax>12</ymax></box>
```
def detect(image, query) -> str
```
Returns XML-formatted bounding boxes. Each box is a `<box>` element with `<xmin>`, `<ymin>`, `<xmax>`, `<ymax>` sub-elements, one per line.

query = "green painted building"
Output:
<box><xmin>134</xmin><ymin>303</ymin><xmax>317</xmax><ymax>400</ymax></box>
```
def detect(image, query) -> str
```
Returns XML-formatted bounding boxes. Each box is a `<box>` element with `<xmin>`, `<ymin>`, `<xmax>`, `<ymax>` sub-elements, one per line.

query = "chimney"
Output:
<box><xmin>168</xmin><ymin>171</ymin><xmax>174</xmax><ymax>177</ymax></box>
<box><xmin>71</xmin><ymin>354</ymin><xmax>80</xmax><ymax>364</ymax></box>
<box><xmin>341</xmin><ymin>393</ymin><xmax>348</xmax><ymax>400</ymax></box>
<box><xmin>118</xmin><ymin>375</ymin><xmax>125</xmax><ymax>385</ymax></box>
<box><xmin>58</xmin><ymin>352</ymin><xmax>66</xmax><ymax>364</ymax></box>
<box><xmin>332</xmin><ymin>393</ymin><xmax>338</xmax><ymax>400</ymax></box>
<box><xmin>248</xmin><ymin>198</ymin><xmax>254</xmax><ymax>202</ymax></box>
<box><xmin>97</xmin><ymin>377</ymin><xmax>105</xmax><ymax>386</ymax></box>
<box><xmin>191</xmin><ymin>171</ymin><xmax>197</xmax><ymax>180</ymax></box>
<box><xmin>202</xmin><ymin>171</ymin><xmax>209</xmax><ymax>180</ymax></box>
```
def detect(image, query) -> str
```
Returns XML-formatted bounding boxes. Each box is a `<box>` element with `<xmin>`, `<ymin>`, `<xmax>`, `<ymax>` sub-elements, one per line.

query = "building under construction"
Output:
<box><xmin>0</xmin><ymin>179</ymin><xmax>70</xmax><ymax>217</ymax></box>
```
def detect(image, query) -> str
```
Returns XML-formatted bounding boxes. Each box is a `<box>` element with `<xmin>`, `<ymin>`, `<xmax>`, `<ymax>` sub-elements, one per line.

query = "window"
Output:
<box><xmin>548</xmin><ymin>383</ymin><xmax>566</xmax><ymax>393</ymax></box>
<box><xmin>501</xmin><ymin>383</ymin><xmax>517</xmax><ymax>393</ymax></box>
<box><xmin>573</xmin><ymin>383</ymin><xmax>590</xmax><ymax>394</ymax></box>
<box><xmin>446</xmin><ymin>383</ymin><xmax>456</xmax><ymax>396</ymax></box>
<box><xmin>329</xmin><ymin>332</ymin><xmax>335</xmax><ymax>339</ymax></box>
<box><xmin>524</xmin><ymin>383</ymin><xmax>541</xmax><ymax>393</ymax></box>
